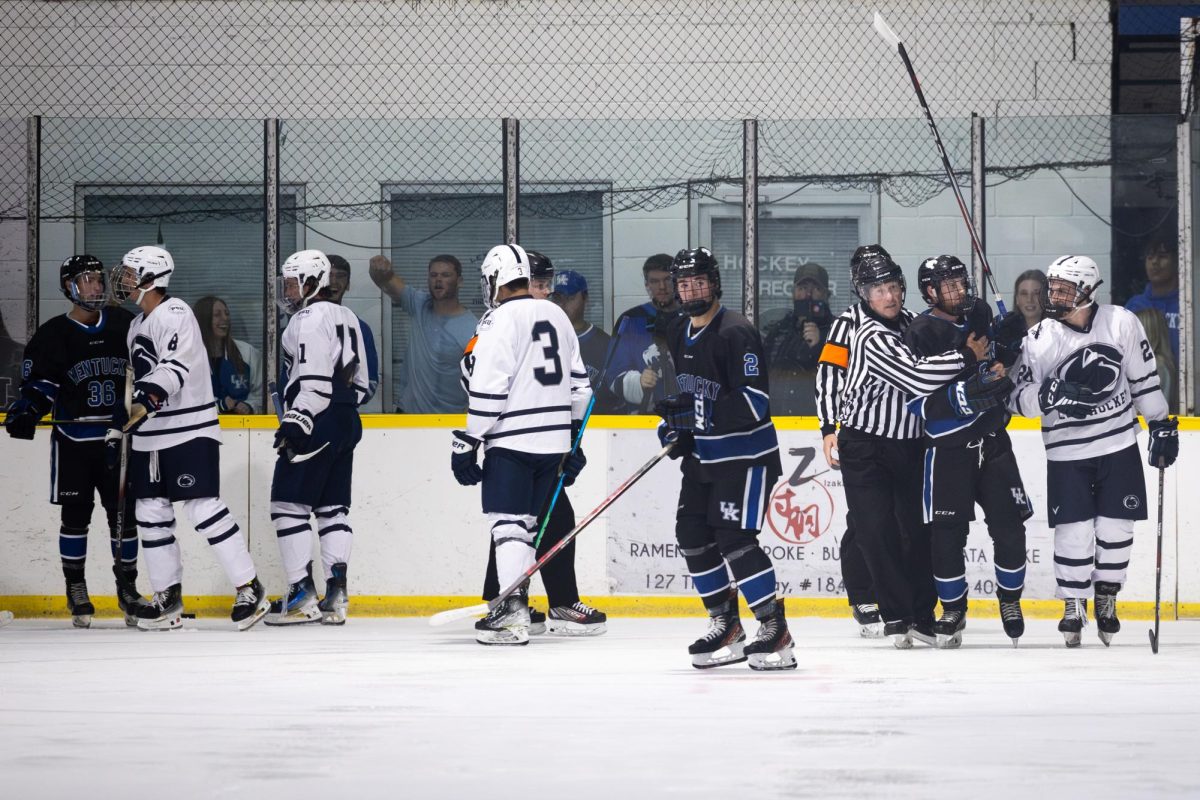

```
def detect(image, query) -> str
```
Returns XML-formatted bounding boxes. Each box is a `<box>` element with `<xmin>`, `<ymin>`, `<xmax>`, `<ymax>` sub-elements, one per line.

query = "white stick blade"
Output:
<box><xmin>428</xmin><ymin>602</ymin><xmax>489</xmax><ymax>627</ymax></box>
<box><xmin>872</xmin><ymin>11</ymin><xmax>902</xmax><ymax>49</ymax></box>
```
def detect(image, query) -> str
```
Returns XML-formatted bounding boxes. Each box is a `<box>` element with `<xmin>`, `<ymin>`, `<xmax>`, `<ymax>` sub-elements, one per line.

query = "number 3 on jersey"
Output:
<box><xmin>532</xmin><ymin>320</ymin><xmax>563</xmax><ymax>386</ymax></box>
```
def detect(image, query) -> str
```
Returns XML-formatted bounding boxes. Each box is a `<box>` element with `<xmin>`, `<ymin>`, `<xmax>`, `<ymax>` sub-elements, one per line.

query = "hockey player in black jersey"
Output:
<box><xmin>4</xmin><ymin>255</ymin><xmax>148</xmax><ymax>627</ymax></box>
<box><xmin>903</xmin><ymin>256</ymin><xmax>1030</xmax><ymax>647</ymax></box>
<box><xmin>654</xmin><ymin>248</ymin><xmax>795</xmax><ymax>670</ymax></box>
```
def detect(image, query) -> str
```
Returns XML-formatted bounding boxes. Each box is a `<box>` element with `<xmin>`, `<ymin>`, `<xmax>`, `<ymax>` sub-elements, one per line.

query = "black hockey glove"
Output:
<box><xmin>112</xmin><ymin>385</ymin><xmax>165</xmax><ymax>433</ymax></box>
<box><xmin>654</xmin><ymin>393</ymin><xmax>695</xmax><ymax>432</ymax></box>
<box><xmin>4</xmin><ymin>399</ymin><xmax>38</xmax><ymax>440</ymax></box>
<box><xmin>1147</xmin><ymin>416</ymin><xmax>1179</xmax><ymax>469</ymax></box>
<box><xmin>450</xmin><ymin>430</ymin><xmax>483</xmax><ymax>486</ymax></box>
<box><xmin>274</xmin><ymin>409</ymin><xmax>313</xmax><ymax>453</ymax></box>
<box><xmin>1037</xmin><ymin>377</ymin><xmax>1099</xmax><ymax>420</ymax></box>
<box><xmin>989</xmin><ymin>310</ymin><xmax>1027</xmax><ymax>368</ymax></box>
<box><xmin>656</xmin><ymin>423</ymin><xmax>694</xmax><ymax>459</ymax></box>
<box><xmin>947</xmin><ymin>364</ymin><xmax>1014</xmax><ymax>418</ymax></box>
<box><xmin>561</xmin><ymin>420</ymin><xmax>587</xmax><ymax>487</ymax></box>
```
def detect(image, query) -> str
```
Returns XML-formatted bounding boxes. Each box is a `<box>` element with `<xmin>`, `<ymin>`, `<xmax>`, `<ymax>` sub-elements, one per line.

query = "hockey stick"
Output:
<box><xmin>1149</xmin><ymin>466</ymin><xmax>1165</xmax><ymax>654</ymax></box>
<box><xmin>872</xmin><ymin>11</ymin><xmax>1007</xmax><ymax>316</ymax></box>
<box><xmin>533</xmin><ymin>394</ymin><xmax>596</xmax><ymax>548</ymax></box>
<box><xmin>111</xmin><ymin>365</ymin><xmax>134</xmax><ymax>575</ymax></box>
<box><xmin>429</xmin><ymin>442</ymin><xmax>674</xmax><ymax>627</ymax></box>
<box><xmin>268</xmin><ymin>381</ymin><xmax>329</xmax><ymax>464</ymax></box>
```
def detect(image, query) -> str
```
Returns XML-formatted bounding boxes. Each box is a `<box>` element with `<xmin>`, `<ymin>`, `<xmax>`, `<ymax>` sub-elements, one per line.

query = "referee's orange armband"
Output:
<box><xmin>818</xmin><ymin>342</ymin><xmax>849</xmax><ymax>369</ymax></box>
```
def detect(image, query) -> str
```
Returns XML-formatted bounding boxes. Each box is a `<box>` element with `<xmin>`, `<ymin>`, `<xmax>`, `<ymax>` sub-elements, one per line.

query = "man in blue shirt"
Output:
<box><xmin>604</xmin><ymin>253</ymin><xmax>684</xmax><ymax>413</ymax></box>
<box><xmin>1124</xmin><ymin>239</ymin><xmax>1179</xmax><ymax>359</ymax></box>
<box><xmin>369</xmin><ymin>253</ymin><xmax>477</xmax><ymax>413</ymax></box>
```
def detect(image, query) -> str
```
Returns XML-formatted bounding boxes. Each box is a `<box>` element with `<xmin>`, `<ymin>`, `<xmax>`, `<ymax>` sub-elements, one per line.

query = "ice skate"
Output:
<box><xmin>999</xmin><ymin>598</ymin><xmax>1024</xmax><ymax>646</ymax></box>
<box><xmin>265</xmin><ymin>566</ymin><xmax>322</xmax><ymax>626</ymax></box>
<box><xmin>1094</xmin><ymin>581</ymin><xmax>1120</xmax><ymax>647</ymax></box>
<box><xmin>65</xmin><ymin>574</ymin><xmax>94</xmax><ymax>629</ymax></box>
<box><xmin>688</xmin><ymin>611</ymin><xmax>747</xmax><ymax>668</ymax></box>
<box><xmin>911</xmin><ymin>618</ymin><xmax>938</xmax><ymax>647</ymax></box>
<box><xmin>474</xmin><ymin>590</ymin><xmax>531</xmax><ymax>646</ymax></box>
<box><xmin>528</xmin><ymin>607</ymin><xmax>546</xmax><ymax>635</ymax></box>
<box><xmin>114</xmin><ymin>565</ymin><xmax>149</xmax><ymax>628</ymax></box>
<box><xmin>317</xmin><ymin>562</ymin><xmax>348</xmax><ymax>625</ymax></box>
<box><xmin>744</xmin><ymin>604</ymin><xmax>797</xmax><ymax>671</ymax></box>
<box><xmin>933</xmin><ymin>602</ymin><xmax>967</xmax><ymax>649</ymax></box>
<box><xmin>136</xmin><ymin>584</ymin><xmax>183</xmax><ymax>631</ymax></box>
<box><xmin>546</xmin><ymin>601</ymin><xmax>607</xmax><ymax>636</ymax></box>
<box><xmin>231</xmin><ymin>577</ymin><xmax>269</xmax><ymax>631</ymax></box>
<box><xmin>851</xmin><ymin>603</ymin><xmax>884</xmax><ymax>638</ymax></box>
<box><xmin>1058</xmin><ymin>598</ymin><xmax>1088</xmax><ymax>648</ymax></box>
<box><xmin>884</xmin><ymin>620</ymin><xmax>912</xmax><ymax>649</ymax></box>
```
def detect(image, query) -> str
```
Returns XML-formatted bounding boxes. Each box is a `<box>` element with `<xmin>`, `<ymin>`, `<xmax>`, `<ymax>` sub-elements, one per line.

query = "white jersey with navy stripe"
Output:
<box><xmin>281</xmin><ymin>301</ymin><xmax>372</xmax><ymax>421</ymax></box>
<box><xmin>1008</xmin><ymin>304</ymin><xmax>1168</xmax><ymax>461</ymax></box>
<box><xmin>126</xmin><ymin>296</ymin><xmax>220</xmax><ymax>452</ymax></box>
<box><xmin>462</xmin><ymin>295</ymin><xmax>592</xmax><ymax>454</ymax></box>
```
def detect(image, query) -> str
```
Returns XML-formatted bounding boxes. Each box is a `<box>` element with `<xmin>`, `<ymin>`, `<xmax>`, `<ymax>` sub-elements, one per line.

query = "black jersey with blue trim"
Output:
<box><xmin>17</xmin><ymin>308</ymin><xmax>133</xmax><ymax>442</ymax></box>
<box><xmin>664</xmin><ymin>306</ymin><xmax>782</xmax><ymax>478</ymax></box>
<box><xmin>903</xmin><ymin>299</ymin><xmax>1007</xmax><ymax>448</ymax></box>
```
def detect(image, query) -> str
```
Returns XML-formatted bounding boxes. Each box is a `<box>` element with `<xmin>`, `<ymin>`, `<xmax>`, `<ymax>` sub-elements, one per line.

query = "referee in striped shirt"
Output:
<box><xmin>816</xmin><ymin>245</ymin><xmax>987</xmax><ymax>647</ymax></box>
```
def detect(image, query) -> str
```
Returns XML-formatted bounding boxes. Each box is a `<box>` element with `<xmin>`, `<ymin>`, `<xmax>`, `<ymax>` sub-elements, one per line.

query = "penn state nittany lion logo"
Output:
<box><xmin>1055</xmin><ymin>344</ymin><xmax>1122</xmax><ymax>401</ymax></box>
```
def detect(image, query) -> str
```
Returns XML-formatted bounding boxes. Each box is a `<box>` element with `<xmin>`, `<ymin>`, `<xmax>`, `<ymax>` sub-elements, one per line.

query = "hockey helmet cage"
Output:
<box><xmin>1044</xmin><ymin>255</ymin><xmax>1102</xmax><ymax>318</ymax></box>
<box><xmin>112</xmin><ymin>246</ymin><xmax>174</xmax><ymax>304</ymax></box>
<box><xmin>60</xmin><ymin>254</ymin><xmax>107</xmax><ymax>311</ymax></box>
<box><xmin>279</xmin><ymin>249</ymin><xmax>331</xmax><ymax>314</ymax></box>
<box><xmin>917</xmin><ymin>254</ymin><xmax>975</xmax><ymax>316</ymax></box>
<box><xmin>671</xmin><ymin>247</ymin><xmax>721</xmax><ymax>316</ymax></box>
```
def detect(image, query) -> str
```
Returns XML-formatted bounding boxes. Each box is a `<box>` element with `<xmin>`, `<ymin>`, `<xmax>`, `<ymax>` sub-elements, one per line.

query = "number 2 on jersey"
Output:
<box><xmin>531</xmin><ymin>321</ymin><xmax>563</xmax><ymax>386</ymax></box>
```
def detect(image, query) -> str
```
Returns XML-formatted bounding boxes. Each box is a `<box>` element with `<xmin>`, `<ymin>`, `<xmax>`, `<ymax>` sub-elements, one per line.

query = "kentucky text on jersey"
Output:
<box><xmin>676</xmin><ymin>373</ymin><xmax>720</xmax><ymax>401</ymax></box>
<box><xmin>66</xmin><ymin>356</ymin><xmax>127</xmax><ymax>384</ymax></box>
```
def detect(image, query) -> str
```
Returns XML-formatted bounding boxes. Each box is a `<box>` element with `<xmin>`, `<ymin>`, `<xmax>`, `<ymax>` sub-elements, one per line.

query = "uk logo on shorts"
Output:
<box><xmin>719</xmin><ymin>502</ymin><xmax>741</xmax><ymax>522</ymax></box>
<box><xmin>177</xmin><ymin>474</ymin><xmax>196</xmax><ymax>489</ymax></box>
<box><xmin>1123</xmin><ymin>494</ymin><xmax>1140</xmax><ymax>510</ymax></box>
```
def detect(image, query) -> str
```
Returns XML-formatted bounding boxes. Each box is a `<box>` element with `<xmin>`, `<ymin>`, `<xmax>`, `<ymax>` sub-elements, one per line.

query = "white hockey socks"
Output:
<box><xmin>137</xmin><ymin>497</ymin><xmax>182</xmax><ymax>592</ymax></box>
<box><xmin>183</xmin><ymin>497</ymin><xmax>256</xmax><ymax>588</ymax></box>
<box><xmin>1093</xmin><ymin>516</ymin><xmax>1134</xmax><ymax>588</ymax></box>
<box><xmin>315</xmin><ymin>504</ymin><xmax>352</xmax><ymax>578</ymax></box>
<box><xmin>1053</xmin><ymin>519</ymin><xmax>1096</xmax><ymax>599</ymax></box>
<box><xmin>271</xmin><ymin>501</ymin><xmax>315</xmax><ymax>584</ymax></box>
<box><xmin>489</xmin><ymin>513</ymin><xmax>537</xmax><ymax>589</ymax></box>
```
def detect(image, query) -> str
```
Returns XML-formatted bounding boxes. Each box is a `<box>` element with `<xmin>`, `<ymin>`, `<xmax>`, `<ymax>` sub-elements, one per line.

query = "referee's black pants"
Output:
<box><xmin>482</xmin><ymin>492</ymin><xmax>580</xmax><ymax>607</ymax></box>
<box><xmin>837</xmin><ymin>427</ymin><xmax>936</xmax><ymax>627</ymax></box>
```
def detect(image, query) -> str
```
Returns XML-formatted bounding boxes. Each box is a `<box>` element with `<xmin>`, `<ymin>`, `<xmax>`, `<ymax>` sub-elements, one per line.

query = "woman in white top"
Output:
<box><xmin>194</xmin><ymin>295</ymin><xmax>262</xmax><ymax>414</ymax></box>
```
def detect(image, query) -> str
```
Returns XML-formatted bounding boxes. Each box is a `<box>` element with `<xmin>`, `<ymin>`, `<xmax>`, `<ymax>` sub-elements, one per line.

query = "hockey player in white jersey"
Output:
<box><xmin>266</xmin><ymin>250</ymin><xmax>370</xmax><ymax>626</ymax></box>
<box><xmin>108</xmin><ymin>246</ymin><xmax>270</xmax><ymax>631</ymax></box>
<box><xmin>1009</xmin><ymin>255</ymin><xmax>1178</xmax><ymax>647</ymax></box>
<box><xmin>452</xmin><ymin>243</ymin><xmax>592</xmax><ymax>645</ymax></box>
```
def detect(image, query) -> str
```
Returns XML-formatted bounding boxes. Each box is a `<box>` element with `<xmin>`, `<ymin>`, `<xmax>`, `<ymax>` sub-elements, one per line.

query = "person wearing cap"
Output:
<box><xmin>326</xmin><ymin>255</ymin><xmax>379</xmax><ymax>405</ymax></box>
<box><xmin>762</xmin><ymin>262</ymin><xmax>835</xmax><ymax>416</ymax></box>
<box><xmin>549</xmin><ymin>270</ymin><xmax>618</xmax><ymax>413</ymax></box>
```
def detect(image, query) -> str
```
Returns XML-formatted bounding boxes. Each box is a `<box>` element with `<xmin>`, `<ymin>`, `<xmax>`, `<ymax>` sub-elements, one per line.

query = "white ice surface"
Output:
<box><xmin>1</xmin><ymin>617</ymin><xmax>1198</xmax><ymax>800</ymax></box>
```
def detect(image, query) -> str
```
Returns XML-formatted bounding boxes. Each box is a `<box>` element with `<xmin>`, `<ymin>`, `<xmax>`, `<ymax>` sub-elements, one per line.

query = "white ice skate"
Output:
<box><xmin>475</xmin><ymin>595</ymin><xmax>531</xmax><ymax>646</ymax></box>
<box><xmin>546</xmin><ymin>601</ymin><xmax>607</xmax><ymax>636</ymax></box>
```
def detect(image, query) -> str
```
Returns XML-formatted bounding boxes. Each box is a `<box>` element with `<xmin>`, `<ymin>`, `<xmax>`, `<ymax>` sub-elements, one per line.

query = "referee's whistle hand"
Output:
<box><xmin>822</xmin><ymin>433</ymin><xmax>840</xmax><ymax>468</ymax></box>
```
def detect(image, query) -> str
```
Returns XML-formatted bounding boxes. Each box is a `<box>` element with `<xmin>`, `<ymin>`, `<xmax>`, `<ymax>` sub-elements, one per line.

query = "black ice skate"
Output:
<box><xmin>851</xmin><ymin>603</ymin><xmax>884</xmax><ymax>639</ymax></box>
<box><xmin>528</xmin><ymin>607</ymin><xmax>546</xmax><ymax>635</ymax></box>
<box><xmin>884</xmin><ymin>620</ymin><xmax>912</xmax><ymax>649</ymax></box>
<box><xmin>688</xmin><ymin>611</ymin><xmax>747</xmax><ymax>669</ymax></box>
<box><xmin>265</xmin><ymin>565</ymin><xmax>322</xmax><ymax>626</ymax></box>
<box><xmin>1058</xmin><ymin>598</ymin><xmax>1088</xmax><ymax>648</ymax></box>
<box><xmin>113</xmin><ymin>565</ymin><xmax>149</xmax><ymax>628</ymax></box>
<box><xmin>934</xmin><ymin>602</ymin><xmax>967</xmax><ymax>649</ymax></box>
<box><xmin>475</xmin><ymin>589</ymin><xmax>531</xmax><ymax>646</ymax></box>
<box><xmin>911</xmin><ymin>618</ymin><xmax>938</xmax><ymax>647</ymax></box>
<box><xmin>1094</xmin><ymin>581</ymin><xmax>1121</xmax><ymax>647</ymax></box>
<box><xmin>136</xmin><ymin>584</ymin><xmax>184</xmax><ymax>631</ymax></box>
<box><xmin>744</xmin><ymin>604</ymin><xmax>797</xmax><ymax>671</ymax></box>
<box><xmin>999</xmin><ymin>598</ymin><xmax>1024</xmax><ymax>646</ymax></box>
<box><xmin>547</xmin><ymin>601</ymin><xmax>607</xmax><ymax>637</ymax></box>
<box><xmin>231</xmin><ymin>577</ymin><xmax>269</xmax><ymax>631</ymax></box>
<box><xmin>318</xmin><ymin>562</ymin><xmax>349</xmax><ymax>625</ymax></box>
<box><xmin>65</xmin><ymin>572</ymin><xmax>94</xmax><ymax>629</ymax></box>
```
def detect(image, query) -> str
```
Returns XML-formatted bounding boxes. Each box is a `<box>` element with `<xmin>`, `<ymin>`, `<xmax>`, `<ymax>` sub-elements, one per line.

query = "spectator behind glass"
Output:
<box><xmin>194</xmin><ymin>295</ymin><xmax>261</xmax><ymax>414</ymax></box>
<box><xmin>549</xmin><ymin>269</ymin><xmax>619</xmax><ymax>412</ymax></box>
<box><xmin>0</xmin><ymin>307</ymin><xmax>22</xmax><ymax>406</ymax></box>
<box><xmin>327</xmin><ymin>254</ymin><xmax>379</xmax><ymax>404</ymax></box>
<box><xmin>763</xmin><ymin>262</ymin><xmax>834</xmax><ymax>415</ymax></box>
<box><xmin>1012</xmin><ymin>269</ymin><xmax>1048</xmax><ymax>330</ymax></box>
<box><xmin>604</xmin><ymin>253</ymin><xmax>683</xmax><ymax>413</ymax></box>
<box><xmin>1125</xmin><ymin>238</ymin><xmax>1180</xmax><ymax>359</ymax></box>
<box><xmin>1133</xmin><ymin>307</ymin><xmax>1178</xmax><ymax>413</ymax></box>
<box><xmin>369</xmin><ymin>253</ymin><xmax>477</xmax><ymax>413</ymax></box>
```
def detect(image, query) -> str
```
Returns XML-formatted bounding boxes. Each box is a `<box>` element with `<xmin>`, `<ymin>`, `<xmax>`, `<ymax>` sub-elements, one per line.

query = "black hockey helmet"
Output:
<box><xmin>60</xmin><ymin>254</ymin><xmax>107</xmax><ymax>311</ymax></box>
<box><xmin>527</xmin><ymin>250</ymin><xmax>555</xmax><ymax>280</ymax></box>
<box><xmin>917</xmin><ymin>254</ymin><xmax>975</xmax><ymax>316</ymax></box>
<box><xmin>850</xmin><ymin>244</ymin><xmax>905</xmax><ymax>302</ymax></box>
<box><xmin>671</xmin><ymin>247</ymin><xmax>721</xmax><ymax>316</ymax></box>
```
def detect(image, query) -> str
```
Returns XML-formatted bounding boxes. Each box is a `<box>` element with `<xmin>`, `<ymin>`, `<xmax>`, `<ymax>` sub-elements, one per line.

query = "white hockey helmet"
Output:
<box><xmin>479</xmin><ymin>243</ymin><xmax>530</xmax><ymax>309</ymax></box>
<box><xmin>278</xmin><ymin>249</ymin><xmax>331</xmax><ymax>314</ymax></box>
<box><xmin>112</xmin><ymin>245</ymin><xmax>174</xmax><ymax>304</ymax></box>
<box><xmin>1045</xmin><ymin>255</ymin><xmax>1102</xmax><ymax>318</ymax></box>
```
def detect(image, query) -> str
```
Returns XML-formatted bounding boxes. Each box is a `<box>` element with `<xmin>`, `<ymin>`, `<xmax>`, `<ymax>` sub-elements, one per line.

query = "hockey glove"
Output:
<box><xmin>4</xmin><ymin>400</ymin><xmax>38</xmax><ymax>440</ymax></box>
<box><xmin>947</xmin><ymin>364</ymin><xmax>1014</xmax><ymax>418</ymax></box>
<box><xmin>104</xmin><ymin>427</ymin><xmax>124</xmax><ymax>471</ymax></box>
<box><xmin>450</xmin><ymin>430</ymin><xmax>483</xmax><ymax>486</ymax></box>
<box><xmin>1037</xmin><ymin>377</ymin><xmax>1099</xmax><ymax>420</ymax></box>
<box><xmin>560</xmin><ymin>420</ymin><xmax>587</xmax><ymax>487</ymax></box>
<box><xmin>654</xmin><ymin>393</ymin><xmax>695</xmax><ymax>432</ymax></box>
<box><xmin>989</xmin><ymin>310</ymin><xmax>1027</xmax><ymax>368</ymax></box>
<box><xmin>656</xmin><ymin>423</ymin><xmax>694</xmax><ymax>459</ymax></box>
<box><xmin>1147</xmin><ymin>416</ymin><xmax>1179</xmax><ymax>469</ymax></box>
<box><xmin>112</xmin><ymin>385</ymin><xmax>165</xmax><ymax>433</ymax></box>
<box><xmin>274</xmin><ymin>409</ymin><xmax>313</xmax><ymax>454</ymax></box>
